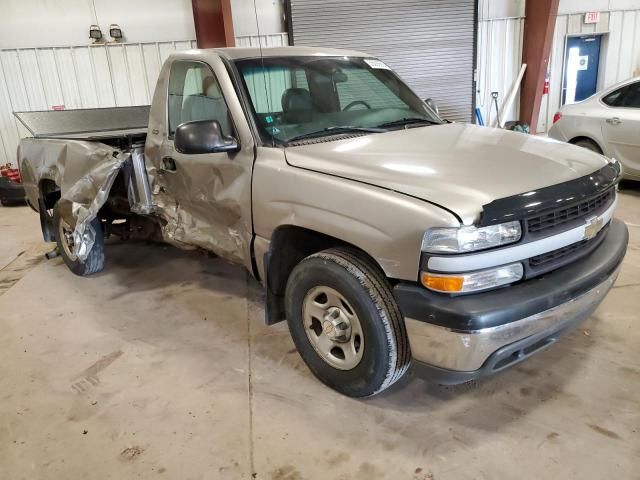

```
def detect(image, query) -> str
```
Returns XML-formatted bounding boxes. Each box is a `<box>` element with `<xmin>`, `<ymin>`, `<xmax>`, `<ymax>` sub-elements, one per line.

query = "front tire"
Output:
<box><xmin>285</xmin><ymin>248</ymin><xmax>410</xmax><ymax>398</ymax></box>
<box><xmin>53</xmin><ymin>204</ymin><xmax>105</xmax><ymax>276</ymax></box>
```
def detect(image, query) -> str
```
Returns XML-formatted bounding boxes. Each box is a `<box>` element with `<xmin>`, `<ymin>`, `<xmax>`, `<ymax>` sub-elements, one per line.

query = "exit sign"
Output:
<box><xmin>584</xmin><ymin>12</ymin><xmax>601</xmax><ymax>24</ymax></box>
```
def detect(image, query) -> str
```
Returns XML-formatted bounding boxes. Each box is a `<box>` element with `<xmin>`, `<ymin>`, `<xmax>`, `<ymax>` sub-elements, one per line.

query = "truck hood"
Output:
<box><xmin>284</xmin><ymin>123</ymin><xmax>609</xmax><ymax>225</ymax></box>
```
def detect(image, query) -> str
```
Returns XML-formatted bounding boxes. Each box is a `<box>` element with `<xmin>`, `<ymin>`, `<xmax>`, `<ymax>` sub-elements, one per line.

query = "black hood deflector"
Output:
<box><xmin>479</xmin><ymin>161</ymin><xmax>622</xmax><ymax>227</ymax></box>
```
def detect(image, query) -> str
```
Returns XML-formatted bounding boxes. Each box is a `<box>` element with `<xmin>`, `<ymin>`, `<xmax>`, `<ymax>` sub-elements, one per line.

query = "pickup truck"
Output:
<box><xmin>17</xmin><ymin>47</ymin><xmax>628</xmax><ymax>398</ymax></box>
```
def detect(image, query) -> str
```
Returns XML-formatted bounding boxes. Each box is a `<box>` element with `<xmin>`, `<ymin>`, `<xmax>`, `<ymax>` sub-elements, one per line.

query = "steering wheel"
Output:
<box><xmin>343</xmin><ymin>100</ymin><xmax>372</xmax><ymax>111</ymax></box>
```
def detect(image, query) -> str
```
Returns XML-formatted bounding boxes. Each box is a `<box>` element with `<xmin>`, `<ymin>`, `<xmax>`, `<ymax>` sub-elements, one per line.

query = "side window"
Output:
<box><xmin>167</xmin><ymin>60</ymin><xmax>232</xmax><ymax>137</ymax></box>
<box><xmin>603</xmin><ymin>86</ymin><xmax>628</xmax><ymax>107</ymax></box>
<box><xmin>620</xmin><ymin>82</ymin><xmax>640</xmax><ymax>108</ymax></box>
<box><xmin>602</xmin><ymin>82</ymin><xmax>640</xmax><ymax>108</ymax></box>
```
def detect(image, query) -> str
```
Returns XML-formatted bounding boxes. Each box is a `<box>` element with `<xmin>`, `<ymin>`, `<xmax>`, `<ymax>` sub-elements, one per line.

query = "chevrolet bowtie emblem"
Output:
<box><xmin>584</xmin><ymin>215</ymin><xmax>604</xmax><ymax>241</ymax></box>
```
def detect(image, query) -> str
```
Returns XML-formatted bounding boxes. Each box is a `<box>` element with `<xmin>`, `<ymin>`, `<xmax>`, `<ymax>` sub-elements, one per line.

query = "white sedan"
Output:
<box><xmin>549</xmin><ymin>77</ymin><xmax>640</xmax><ymax>179</ymax></box>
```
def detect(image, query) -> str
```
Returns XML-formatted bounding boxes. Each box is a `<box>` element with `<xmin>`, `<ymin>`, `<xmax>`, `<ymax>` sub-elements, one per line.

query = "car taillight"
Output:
<box><xmin>553</xmin><ymin>112</ymin><xmax>562</xmax><ymax>124</ymax></box>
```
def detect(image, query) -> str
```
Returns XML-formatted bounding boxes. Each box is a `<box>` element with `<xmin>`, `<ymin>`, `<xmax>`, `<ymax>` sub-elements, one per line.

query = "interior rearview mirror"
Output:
<box><xmin>174</xmin><ymin>120</ymin><xmax>239</xmax><ymax>155</ymax></box>
<box><xmin>425</xmin><ymin>98</ymin><xmax>439</xmax><ymax>116</ymax></box>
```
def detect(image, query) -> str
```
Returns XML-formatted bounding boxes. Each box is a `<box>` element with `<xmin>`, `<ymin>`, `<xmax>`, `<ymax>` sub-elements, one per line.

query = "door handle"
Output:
<box><xmin>159</xmin><ymin>156</ymin><xmax>177</xmax><ymax>173</ymax></box>
<box><xmin>606</xmin><ymin>117</ymin><xmax>622</xmax><ymax>125</ymax></box>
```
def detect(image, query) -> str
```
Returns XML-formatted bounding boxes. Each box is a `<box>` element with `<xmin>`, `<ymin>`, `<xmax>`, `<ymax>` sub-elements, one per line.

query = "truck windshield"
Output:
<box><xmin>233</xmin><ymin>56</ymin><xmax>441</xmax><ymax>145</ymax></box>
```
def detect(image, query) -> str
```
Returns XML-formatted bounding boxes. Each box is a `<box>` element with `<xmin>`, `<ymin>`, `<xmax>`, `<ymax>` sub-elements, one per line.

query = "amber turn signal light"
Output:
<box><xmin>420</xmin><ymin>272</ymin><xmax>464</xmax><ymax>293</ymax></box>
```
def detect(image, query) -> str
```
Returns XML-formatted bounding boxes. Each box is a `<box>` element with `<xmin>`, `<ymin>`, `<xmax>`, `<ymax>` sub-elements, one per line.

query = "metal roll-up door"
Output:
<box><xmin>287</xmin><ymin>0</ymin><xmax>477</xmax><ymax>122</ymax></box>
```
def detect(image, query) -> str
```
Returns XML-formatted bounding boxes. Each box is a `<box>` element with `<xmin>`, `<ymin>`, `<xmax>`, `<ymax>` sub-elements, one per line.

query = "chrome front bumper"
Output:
<box><xmin>405</xmin><ymin>266</ymin><xmax>620</xmax><ymax>372</ymax></box>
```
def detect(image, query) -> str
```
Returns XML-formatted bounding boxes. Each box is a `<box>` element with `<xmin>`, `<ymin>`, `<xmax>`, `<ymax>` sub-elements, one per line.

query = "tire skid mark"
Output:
<box><xmin>0</xmin><ymin>243</ymin><xmax>55</xmax><ymax>297</ymax></box>
<box><xmin>70</xmin><ymin>350</ymin><xmax>124</xmax><ymax>393</ymax></box>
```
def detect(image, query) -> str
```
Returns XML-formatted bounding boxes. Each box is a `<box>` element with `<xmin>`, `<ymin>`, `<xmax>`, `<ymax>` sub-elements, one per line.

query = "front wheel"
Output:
<box><xmin>285</xmin><ymin>248</ymin><xmax>410</xmax><ymax>398</ymax></box>
<box><xmin>53</xmin><ymin>204</ymin><xmax>105</xmax><ymax>276</ymax></box>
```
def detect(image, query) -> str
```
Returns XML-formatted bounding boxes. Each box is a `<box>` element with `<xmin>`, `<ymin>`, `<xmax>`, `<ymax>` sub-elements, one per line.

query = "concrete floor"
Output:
<box><xmin>0</xmin><ymin>186</ymin><xmax>639</xmax><ymax>480</ymax></box>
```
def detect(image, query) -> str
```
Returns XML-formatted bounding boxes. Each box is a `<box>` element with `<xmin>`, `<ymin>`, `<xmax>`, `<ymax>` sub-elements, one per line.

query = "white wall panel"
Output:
<box><xmin>0</xmin><ymin>0</ymin><xmax>196</xmax><ymax>48</ymax></box>
<box><xmin>92</xmin><ymin>0</ymin><xmax>196</xmax><ymax>44</ymax></box>
<box><xmin>231</xmin><ymin>0</ymin><xmax>286</xmax><ymax>36</ymax></box>
<box><xmin>235</xmin><ymin>33</ymin><xmax>289</xmax><ymax>47</ymax></box>
<box><xmin>0</xmin><ymin>40</ymin><xmax>197</xmax><ymax>166</ymax></box>
<box><xmin>559</xmin><ymin>0</ymin><xmax>640</xmax><ymax>14</ymax></box>
<box><xmin>476</xmin><ymin>15</ymin><xmax>525</xmax><ymax>125</ymax></box>
<box><xmin>478</xmin><ymin>0</ymin><xmax>525</xmax><ymax>20</ymax></box>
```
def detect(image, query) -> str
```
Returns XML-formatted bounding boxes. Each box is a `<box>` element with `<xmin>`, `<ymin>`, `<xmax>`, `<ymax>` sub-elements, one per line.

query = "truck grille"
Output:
<box><xmin>526</xmin><ymin>188</ymin><xmax>615</xmax><ymax>235</ymax></box>
<box><xmin>529</xmin><ymin>239</ymin><xmax>590</xmax><ymax>267</ymax></box>
<box><xmin>528</xmin><ymin>224</ymin><xmax>609</xmax><ymax>270</ymax></box>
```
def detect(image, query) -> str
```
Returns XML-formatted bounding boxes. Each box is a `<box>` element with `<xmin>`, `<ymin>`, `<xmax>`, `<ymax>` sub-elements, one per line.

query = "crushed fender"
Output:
<box><xmin>19</xmin><ymin>138</ymin><xmax>128</xmax><ymax>263</ymax></box>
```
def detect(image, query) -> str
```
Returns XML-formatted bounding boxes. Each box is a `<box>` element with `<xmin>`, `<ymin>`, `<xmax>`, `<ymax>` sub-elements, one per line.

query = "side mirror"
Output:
<box><xmin>174</xmin><ymin>120</ymin><xmax>239</xmax><ymax>155</ymax></box>
<box><xmin>425</xmin><ymin>98</ymin><xmax>439</xmax><ymax>116</ymax></box>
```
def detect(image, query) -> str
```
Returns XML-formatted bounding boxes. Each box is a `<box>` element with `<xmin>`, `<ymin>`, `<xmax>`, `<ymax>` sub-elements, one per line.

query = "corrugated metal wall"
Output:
<box><xmin>0</xmin><ymin>33</ymin><xmax>289</xmax><ymax>166</ymax></box>
<box><xmin>476</xmin><ymin>15</ymin><xmax>525</xmax><ymax>126</ymax></box>
<box><xmin>540</xmin><ymin>9</ymin><xmax>640</xmax><ymax>132</ymax></box>
<box><xmin>288</xmin><ymin>0</ymin><xmax>477</xmax><ymax>123</ymax></box>
<box><xmin>0</xmin><ymin>40</ymin><xmax>196</xmax><ymax>165</ymax></box>
<box><xmin>235</xmin><ymin>32</ymin><xmax>289</xmax><ymax>47</ymax></box>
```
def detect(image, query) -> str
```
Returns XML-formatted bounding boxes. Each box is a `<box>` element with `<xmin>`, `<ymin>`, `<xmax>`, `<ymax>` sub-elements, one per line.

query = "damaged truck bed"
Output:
<box><xmin>17</xmin><ymin>47</ymin><xmax>627</xmax><ymax>398</ymax></box>
<box><xmin>16</xmin><ymin>106</ymin><xmax>152</xmax><ymax>265</ymax></box>
<box><xmin>17</xmin><ymin>101</ymin><xmax>251</xmax><ymax>271</ymax></box>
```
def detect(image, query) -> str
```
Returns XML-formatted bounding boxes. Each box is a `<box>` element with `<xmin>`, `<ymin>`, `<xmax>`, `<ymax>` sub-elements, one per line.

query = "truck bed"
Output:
<box><xmin>14</xmin><ymin>106</ymin><xmax>149</xmax><ymax>142</ymax></box>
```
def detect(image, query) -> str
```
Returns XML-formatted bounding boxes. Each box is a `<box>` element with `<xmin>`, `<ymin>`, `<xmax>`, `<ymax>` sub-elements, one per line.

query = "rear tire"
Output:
<box><xmin>53</xmin><ymin>204</ymin><xmax>105</xmax><ymax>276</ymax></box>
<box><xmin>285</xmin><ymin>248</ymin><xmax>410</xmax><ymax>398</ymax></box>
<box><xmin>38</xmin><ymin>198</ymin><xmax>56</xmax><ymax>242</ymax></box>
<box><xmin>573</xmin><ymin>138</ymin><xmax>603</xmax><ymax>154</ymax></box>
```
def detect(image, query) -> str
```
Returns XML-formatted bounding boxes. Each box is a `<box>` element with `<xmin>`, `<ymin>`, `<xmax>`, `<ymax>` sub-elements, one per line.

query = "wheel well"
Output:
<box><xmin>39</xmin><ymin>179</ymin><xmax>61</xmax><ymax>209</ymax></box>
<box><xmin>263</xmin><ymin>226</ymin><xmax>385</xmax><ymax>325</ymax></box>
<box><xmin>569</xmin><ymin>136</ymin><xmax>603</xmax><ymax>153</ymax></box>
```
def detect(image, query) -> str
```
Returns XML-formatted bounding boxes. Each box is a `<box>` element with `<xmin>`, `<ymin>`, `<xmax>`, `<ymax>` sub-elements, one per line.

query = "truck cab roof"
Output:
<box><xmin>184</xmin><ymin>46</ymin><xmax>372</xmax><ymax>61</ymax></box>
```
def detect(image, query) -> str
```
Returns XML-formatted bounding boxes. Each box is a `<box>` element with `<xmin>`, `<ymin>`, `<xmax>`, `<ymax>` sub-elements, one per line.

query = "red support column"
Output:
<box><xmin>519</xmin><ymin>0</ymin><xmax>559</xmax><ymax>131</ymax></box>
<box><xmin>192</xmin><ymin>0</ymin><xmax>235</xmax><ymax>48</ymax></box>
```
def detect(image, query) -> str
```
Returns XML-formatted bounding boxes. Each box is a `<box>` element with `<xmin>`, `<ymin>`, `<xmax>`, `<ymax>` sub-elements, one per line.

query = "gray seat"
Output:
<box><xmin>181</xmin><ymin>78</ymin><xmax>232</xmax><ymax>135</ymax></box>
<box><xmin>281</xmin><ymin>88</ymin><xmax>313</xmax><ymax>124</ymax></box>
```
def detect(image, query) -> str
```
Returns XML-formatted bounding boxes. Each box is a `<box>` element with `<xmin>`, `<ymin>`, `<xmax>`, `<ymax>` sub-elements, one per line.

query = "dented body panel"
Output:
<box><xmin>19</xmin><ymin>138</ymin><xmax>129</xmax><ymax>260</ymax></box>
<box><xmin>144</xmin><ymin>50</ymin><xmax>256</xmax><ymax>270</ymax></box>
<box><xmin>19</xmin><ymin>138</ymin><xmax>123</xmax><ymax>210</ymax></box>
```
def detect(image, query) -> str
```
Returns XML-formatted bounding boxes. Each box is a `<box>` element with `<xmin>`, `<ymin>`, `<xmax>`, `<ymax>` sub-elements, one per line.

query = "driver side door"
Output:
<box><xmin>152</xmin><ymin>58</ymin><xmax>255</xmax><ymax>267</ymax></box>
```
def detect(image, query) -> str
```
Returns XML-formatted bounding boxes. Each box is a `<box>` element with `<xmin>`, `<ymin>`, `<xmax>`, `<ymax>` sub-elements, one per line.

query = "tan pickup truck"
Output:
<box><xmin>17</xmin><ymin>47</ymin><xmax>628</xmax><ymax>397</ymax></box>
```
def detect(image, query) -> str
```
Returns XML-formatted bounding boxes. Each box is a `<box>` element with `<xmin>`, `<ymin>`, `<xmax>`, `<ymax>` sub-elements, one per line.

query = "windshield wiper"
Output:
<box><xmin>285</xmin><ymin>126</ymin><xmax>385</xmax><ymax>145</ymax></box>
<box><xmin>376</xmin><ymin>117</ymin><xmax>440</xmax><ymax>129</ymax></box>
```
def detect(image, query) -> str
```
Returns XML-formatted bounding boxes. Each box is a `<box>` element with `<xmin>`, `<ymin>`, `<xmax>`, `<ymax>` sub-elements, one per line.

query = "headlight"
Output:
<box><xmin>421</xmin><ymin>263</ymin><xmax>524</xmax><ymax>293</ymax></box>
<box><xmin>422</xmin><ymin>221</ymin><xmax>521</xmax><ymax>253</ymax></box>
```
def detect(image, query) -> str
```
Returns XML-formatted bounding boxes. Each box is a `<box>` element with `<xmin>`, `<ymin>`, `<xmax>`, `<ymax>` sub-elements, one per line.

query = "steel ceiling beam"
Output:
<box><xmin>191</xmin><ymin>0</ymin><xmax>235</xmax><ymax>48</ymax></box>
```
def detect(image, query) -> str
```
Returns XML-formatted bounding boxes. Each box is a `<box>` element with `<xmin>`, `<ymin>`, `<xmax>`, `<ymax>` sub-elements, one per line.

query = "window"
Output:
<box><xmin>602</xmin><ymin>82</ymin><xmax>640</xmax><ymax>108</ymax></box>
<box><xmin>167</xmin><ymin>61</ymin><xmax>232</xmax><ymax>137</ymax></box>
<box><xmin>234</xmin><ymin>56</ymin><xmax>439</xmax><ymax>144</ymax></box>
<box><xmin>336</xmin><ymin>66</ymin><xmax>405</xmax><ymax>110</ymax></box>
<box><xmin>621</xmin><ymin>82</ymin><xmax>640</xmax><ymax>108</ymax></box>
<box><xmin>242</xmin><ymin>66</ymin><xmax>309</xmax><ymax>114</ymax></box>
